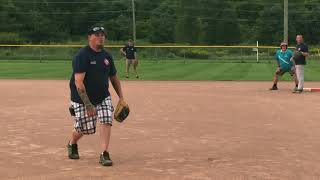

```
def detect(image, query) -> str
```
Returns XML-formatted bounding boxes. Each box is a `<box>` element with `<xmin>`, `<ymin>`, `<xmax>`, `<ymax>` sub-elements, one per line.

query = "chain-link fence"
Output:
<box><xmin>1</xmin><ymin>45</ymin><xmax>319</xmax><ymax>63</ymax></box>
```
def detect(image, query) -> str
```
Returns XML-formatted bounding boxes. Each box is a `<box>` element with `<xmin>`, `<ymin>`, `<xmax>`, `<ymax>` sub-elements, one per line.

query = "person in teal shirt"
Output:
<box><xmin>270</xmin><ymin>42</ymin><xmax>298</xmax><ymax>90</ymax></box>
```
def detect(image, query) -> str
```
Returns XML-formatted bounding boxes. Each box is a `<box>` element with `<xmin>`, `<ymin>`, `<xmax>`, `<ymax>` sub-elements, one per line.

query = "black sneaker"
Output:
<box><xmin>99</xmin><ymin>151</ymin><xmax>113</xmax><ymax>166</ymax></box>
<box><xmin>67</xmin><ymin>143</ymin><xmax>80</xmax><ymax>159</ymax></box>
<box><xmin>269</xmin><ymin>86</ymin><xmax>278</xmax><ymax>90</ymax></box>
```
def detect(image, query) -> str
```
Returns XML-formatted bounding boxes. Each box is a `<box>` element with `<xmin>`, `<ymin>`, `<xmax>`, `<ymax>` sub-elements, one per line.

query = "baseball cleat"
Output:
<box><xmin>269</xmin><ymin>86</ymin><xmax>278</xmax><ymax>90</ymax></box>
<box><xmin>99</xmin><ymin>151</ymin><xmax>113</xmax><ymax>166</ymax></box>
<box><xmin>292</xmin><ymin>89</ymin><xmax>303</xmax><ymax>93</ymax></box>
<box><xmin>67</xmin><ymin>143</ymin><xmax>80</xmax><ymax>159</ymax></box>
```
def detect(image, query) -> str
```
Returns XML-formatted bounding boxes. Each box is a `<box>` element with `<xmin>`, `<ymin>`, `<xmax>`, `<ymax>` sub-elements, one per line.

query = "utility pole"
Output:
<box><xmin>132</xmin><ymin>0</ymin><xmax>136</xmax><ymax>42</ymax></box>
<box><xmin>284</xmin><ymin>0</ymin><xmax>288</xmax><ymax>43</ymax></box>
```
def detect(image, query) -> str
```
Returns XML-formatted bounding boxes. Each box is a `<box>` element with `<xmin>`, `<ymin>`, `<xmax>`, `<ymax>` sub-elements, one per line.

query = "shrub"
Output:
<box><xmin>178</xmin><ymin>49</ymin><xmax>210</xmax><ymax>59</ymax></box>
<box><xmin>0</xmin><ymin>32</ymin><xmax>25</xmax><ymax>44</ymax></box>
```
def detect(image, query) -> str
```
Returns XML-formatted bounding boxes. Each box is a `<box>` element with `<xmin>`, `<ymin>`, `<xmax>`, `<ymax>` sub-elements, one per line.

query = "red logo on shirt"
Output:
<box><xmin>104</xmin><ymin>58</ymin><xmax>110</xmax><ymax>66</ymax></box>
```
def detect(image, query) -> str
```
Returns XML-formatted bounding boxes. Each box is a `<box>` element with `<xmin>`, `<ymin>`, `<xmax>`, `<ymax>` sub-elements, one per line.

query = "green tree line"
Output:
<box><xmin>1</xmin><ymin>0</ymin><xmax>320</xmax><ymax>45</ymax></box>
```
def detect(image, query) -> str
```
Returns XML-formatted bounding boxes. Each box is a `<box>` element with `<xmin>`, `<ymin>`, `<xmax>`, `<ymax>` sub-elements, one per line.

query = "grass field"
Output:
<box><xmin>0</xmin><ymin>60</ymin><xmax>320</xmax><ymax>81</ymax></box>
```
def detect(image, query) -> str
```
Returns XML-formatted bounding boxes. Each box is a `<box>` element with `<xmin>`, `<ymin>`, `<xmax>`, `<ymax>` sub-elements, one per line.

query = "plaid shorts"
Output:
<box><xmin>71</xmin><ymin>96</ymin><xmax>114</xmax><ymax>135</ymax></box>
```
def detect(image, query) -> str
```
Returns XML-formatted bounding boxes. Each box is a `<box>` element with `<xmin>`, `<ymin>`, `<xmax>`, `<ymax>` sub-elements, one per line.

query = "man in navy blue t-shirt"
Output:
<box><xmin>68</xmin><ymin>26</ymin><xmax>125</xmax><ymax>166</ymax></box>
<box><xmin>120</xmin><ymin>39</ymin><xmax>139</xmax><ymax>78</ymax></box>
<box><xmin>292</xmin><ymin>35</ymin><xmax>309</xmax><ymax>93</ymax></box>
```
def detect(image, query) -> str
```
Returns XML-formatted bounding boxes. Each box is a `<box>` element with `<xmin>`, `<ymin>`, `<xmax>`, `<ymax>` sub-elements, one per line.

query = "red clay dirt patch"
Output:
<box><xmin>1</xmin><ymin>80</ymin><xmax>320</xmax><ymax>180</ymax></box>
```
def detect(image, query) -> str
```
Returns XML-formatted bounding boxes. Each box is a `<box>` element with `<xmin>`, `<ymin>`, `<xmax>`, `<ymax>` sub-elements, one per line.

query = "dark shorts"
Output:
<box><xmin>70</xmin><ymin>96</ymin><xmax>114</xmax><ymax>135</ymax></box>
<box><xmin>276</xmin><ymin>67</ymin><xmax>295</xmax><ymax>76</ymax></box>
<box><xmin>126</xmin><ymin>55</ymin><xmax>135</xmax><ymax>60</ymax></box>
<box><xmin>126</xmin><ymin>58</ymin><xmax>138</xmax><ymax>65</ymax></box>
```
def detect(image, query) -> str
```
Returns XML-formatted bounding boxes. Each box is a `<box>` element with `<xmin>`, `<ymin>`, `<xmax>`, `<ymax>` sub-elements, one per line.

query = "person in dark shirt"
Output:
<box><xmin>68</xmin><ymin>26</ymin><xmax>126</xmax><ymax>166</ymax></box>
<box><xmin>120</xmin><ymin>39</ymin><xmax>139</xmax><ymax>78</ymax></box>
<box><xmin>292</xmin><ymin>35</ymin><xmax>309</xmax><ymax>93</ymax></box>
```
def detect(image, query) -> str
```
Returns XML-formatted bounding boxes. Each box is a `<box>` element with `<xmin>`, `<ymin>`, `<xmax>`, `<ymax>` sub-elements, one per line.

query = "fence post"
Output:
<box><xmin>256</xmin><ymin>41</ymin><xmax>259</xmax><ymax>63</ymax></box>
<box><xmin>39</xmin><ymin>47</ymin><xmax>42</xmax><ymax>63</ymax></box>
<box><xmin>240</xmin><ymin>48</ymin><xmax>243</xmax><ymax>63</ymax></box>
<box><xmin>8</xmin><ymin>47</ymin><xmax>12</xmax><ymax>62</ymax></box>
<box><xmin>155</xmin><ymin>47</ymin><xmax>158</xmax><ymax>63</ymax></box>
<box><xmin>268</xmin><ymin>48</ymin><xmax>271</xmax><ymax>63</ymax></box>
<box><xmin>183</xmin><ymin>49</ymin><xmax>186</xmax><ymax>64</ymax></box>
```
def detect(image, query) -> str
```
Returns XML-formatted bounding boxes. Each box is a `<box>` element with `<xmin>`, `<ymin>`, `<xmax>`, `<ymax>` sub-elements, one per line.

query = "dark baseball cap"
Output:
<box><xmin>88</xmin><ymin>26</ymin><xmax>105</xmax><ymax>35</ymax></box>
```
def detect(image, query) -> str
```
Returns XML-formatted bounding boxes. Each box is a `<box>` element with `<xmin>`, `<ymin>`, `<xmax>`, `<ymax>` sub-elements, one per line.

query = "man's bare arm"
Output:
<box><xmin>120</xmin><ymin>48</ymin><xmax>126</xmax><ymax>56</ymax></box>
<box><xmin>110</xmin><ymin>75</ymin><xmax>124</xmax><ymax>100</ymax></box>
<box><xmin>75</xmin><ymin>73</ymin><xmax>96</xmax><ymax>116</ymax></box>
<box><xmin>301</xmin><ymin>52</ymin><xmax>309</xmax><ymax>57</ymax></box>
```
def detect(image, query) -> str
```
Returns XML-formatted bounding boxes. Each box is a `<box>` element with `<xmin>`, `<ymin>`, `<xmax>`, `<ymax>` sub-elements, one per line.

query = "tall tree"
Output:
<box><xmin>148</xmin><ymin>0</ymin><xmax>177</xmax><ymax>43</ymax></box>
<box><xmin>199</xmin><ymin>0</ymin><xmax>240</xmax><ymax>44</ymax></box>
<box><xmin>175</xmin><ymin>0</ymin><xmax>202</xmax><ymax>44</ymax></box>
<box><xmin>254</xmin><ymin>4</ymin><xmax>283</xmax><ymax>44</ymax></box>
<box><xmin>1</xmin><ymin>0</ymin><xmax>320</xmax><ymax>45</ymax></box>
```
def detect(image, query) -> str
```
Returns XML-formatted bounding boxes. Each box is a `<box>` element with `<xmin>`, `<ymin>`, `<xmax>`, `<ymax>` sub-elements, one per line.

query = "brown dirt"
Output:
<box><xmin>1</xmin><ymin>80</ymin><xmax>320</xmax><ymax>180</ymax></box>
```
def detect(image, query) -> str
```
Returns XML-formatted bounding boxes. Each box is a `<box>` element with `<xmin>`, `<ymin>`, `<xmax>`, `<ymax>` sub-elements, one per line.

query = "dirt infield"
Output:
<box><xmin>1</xmin><ymin>80</ymin><xmax>320</xmax><ymax>180</ymax></box>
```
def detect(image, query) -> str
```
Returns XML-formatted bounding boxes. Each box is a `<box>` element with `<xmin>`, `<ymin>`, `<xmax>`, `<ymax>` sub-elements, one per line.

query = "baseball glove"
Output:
<box><xmin>114</xmin><ymin>100</ymin><xmax>130</xmax><ymax>123</ymax></box>
<box><xmin>293</xmin><ymin>51</ymin><xmax>303</xmax><ymax>61</ymax></box>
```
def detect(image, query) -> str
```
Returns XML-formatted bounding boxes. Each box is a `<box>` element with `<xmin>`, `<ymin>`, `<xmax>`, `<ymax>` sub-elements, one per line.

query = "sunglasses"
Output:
<box><xmin>92</xmin><ymin>27</ymin><xmax>105</xmax><ymax>32</ymax></box>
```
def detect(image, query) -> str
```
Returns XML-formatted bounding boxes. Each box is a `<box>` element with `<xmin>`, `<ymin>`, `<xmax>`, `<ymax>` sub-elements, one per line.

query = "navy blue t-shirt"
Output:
<box><xmin>69</xmin><ymin>46</ymin><xmax>117</xmax><ymax>105</ymax></box>
<box><xmin>295</xmin><ymin>43</ymin><xmax>308</xmax><ymax>65</ymax></box>
<box><xmin>122</xmin><ymin>45</ymin><xmax>136</xmax><ymax>59</ymax></box>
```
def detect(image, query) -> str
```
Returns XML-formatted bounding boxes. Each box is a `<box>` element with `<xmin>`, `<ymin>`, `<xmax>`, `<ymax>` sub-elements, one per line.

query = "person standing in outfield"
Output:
<box><xmin>120</xmin><ymin>39</ymin><xmax>139</xmax><ymax>78</ymax></box>
<box><xmin>68</xmin><ymin>26</ymin><xmax>125</xmax><ymax>166</ymax></box>
<box><xmin>292</xmin><ymin>35</ymin><xmax>309</xmax><ymax>93</ymax></box>
<box><xmin>270</xmin><ymin>42</ymin><xmax>298</xmax><ymax>90</ymax></box>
